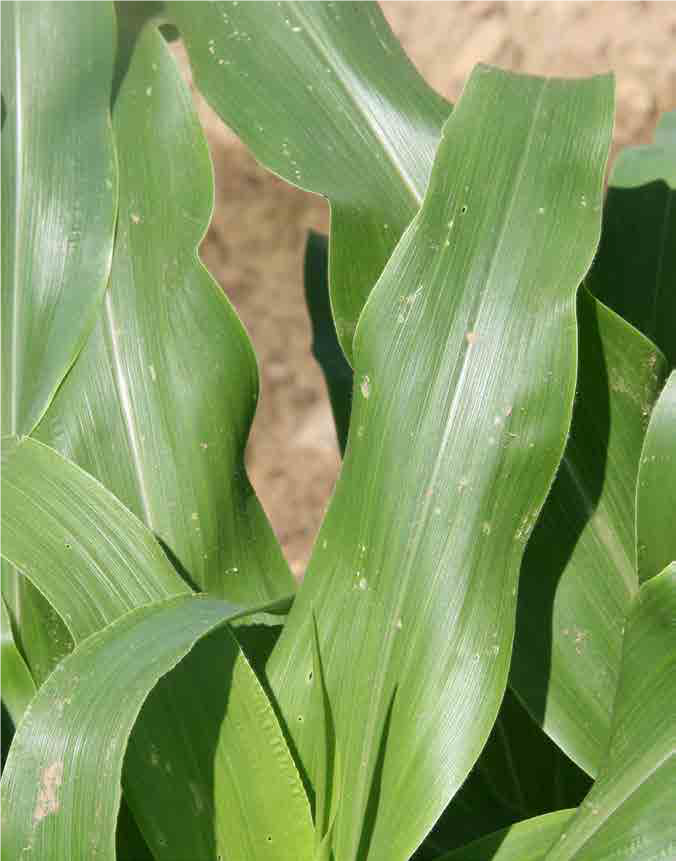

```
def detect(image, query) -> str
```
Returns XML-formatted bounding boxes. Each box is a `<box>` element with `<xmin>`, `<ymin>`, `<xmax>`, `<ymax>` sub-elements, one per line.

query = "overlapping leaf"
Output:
<box><xmin>35</xmin><ymin>13</ymin><xmax>293</xmax><ymax>606</ymax></box>
<box><xmin>588</xmin><ymin>111</ymin><xmax>676</xmax><ymax>366</ymax></box>
<box><xmin>438</xmin><ymin>810</ymin><xmax>576</xmax><ymax>861</ymax></box>
<box><xmin>0</xmin><ymin>594</ymin><xmax>35</xmax><ymax>727</ymax></box>
<box><xmin>0</xmin><ymin>596</ymin><xmax>314</xmax><ymax>861</ymax></box>
<box><xmin>167</xmin><ymin>0</ymin><xmax>450</xmax><ymax>361</ymax></box>
<box><xmin>544</xmin><ymin>565</ymin><xmax>676</xmax><ymax>861</ymax></box>
<box><xmin>1</xmin><ymin>436</ymin><xmax>189</xmax><ymax>642</ymax></box>
<box><xmin>511</xmin><ymin>293</ymin><xmax>667</xmax><ymax>775</ymax></box>
<box><xmin>267</xmin><ymin>66</ymin><xmax>613</xmax><ymax>859</ymax></box>
<box><xmin>1</xmin><ymin>0</ymin><xmax>118</xmax><ymax>692</ymax></box>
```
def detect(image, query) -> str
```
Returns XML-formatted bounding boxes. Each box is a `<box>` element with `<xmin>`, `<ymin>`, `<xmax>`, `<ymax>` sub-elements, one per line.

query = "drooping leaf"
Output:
<box><xmin>636</xmin><ymin>370</ymin><xmax>676</xmax><ymax>583</ymax></box>
<box><xmin>267</xmin><ymin>66</ymin><xmax>614</xmax><ymax>860</ymax></box>
<box><xmin>511</xmin><ymin>292</ymin><xmax>667</xmax><ymax>775</ymax></box>
<box><xmin>436</xmin><ymin>810</ymin><xmax>576</xmax><ymax>861</ymax></box>
<box><xmin>0</xmin><ymin>595</ymin><xmax>314</xmax><ymax>861</ymax></box>
<box><xmin>1</xmin><ymin>0</ymin><xmax>118</xmax><ymax>693</ymax></box>
<box><xmin>166</xmin><ymin>0</ymin><xmax>450</xmax><ymax>361</ymax></box>
<box><xmin>1</xmin><ymin>436</ymin><xmax>189</xmax><ymax>643</ymax></box>
<box><xmin>36</xmin><ymin>14</ymin><xmax>294</xmax><ymax>606</ymax></box>
<box><xmin>304</xmin><ymin>231</ymin><xmax>353</xmax><ymax>454</ymax></box>
<box><xmin>544</xmin><ymin>564</ymin><xmax>676</xmax><ymax>861</ymax></box>
<box><xmin>0</xmin><ymin>593</ymin><xmax>36</xmax><ymax>727</ymax></box>
<box><xmin>587</xmin><ymin>110</ymin><xmax>676</xmax><ymax>366</ymax></box>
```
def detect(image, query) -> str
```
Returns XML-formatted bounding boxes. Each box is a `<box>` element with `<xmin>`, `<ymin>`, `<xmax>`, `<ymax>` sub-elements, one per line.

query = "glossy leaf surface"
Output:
<box><xmin>1</xmin><ymin>1</ymin><xmax>117</xmax><ymax>436</ymax></box>
<box><xmin>636</xmin><ymin>371</ymin><xmax>676</xmax><ymax>582</ymax></box>
<box><xmin>168</xmin><ymin>0</ymin><xmax>450</xmax><ymax>361</ymax></box>
<box><xmin>511</xmin><ymin>293</ymin><xmax>667</xmax><ymax>775</ymax></box>
<box><xmin>1</xmin><ymin>436</ymin><xmax>189</xmax><ymax>642</ymax></box>
<box><xmin>269</xmin><ymin>66</ymin><xmax>613</xmax><ymax>860</ymax></box>
<box><xmin>1</xmin><ymin>0</ymin><xmax>118</xmax><ymax>693</ymax></box>
<box><xmin>438</xmin><ymin>810</ymin><xmax>575</xmax><ymax>861</ymax></box>
<box><xmin>588</xmin><ymin>111</ymin><xmax>676</xmax><ymax>366</ymax></box>
<box><xmin>1</xmin><ymin>596</ymin><xmax>313</xmax><ymax>861</ymax></box>
<box><xmin>545</xmin><ymin>565</ymin><xmax>676</xmax><ymax>861</ymax></box>
<box><xmin>36</xmin><ymin>16</ymin><xmax>294</xmax><ymax>606</ymax></box>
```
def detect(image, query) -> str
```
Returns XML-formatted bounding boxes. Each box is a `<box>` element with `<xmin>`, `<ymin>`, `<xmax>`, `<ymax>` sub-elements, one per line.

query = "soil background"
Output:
<box><xmin>176</xmin><ymin>1</ymin><xmax>676</xmax><ymax>577</ymax></box>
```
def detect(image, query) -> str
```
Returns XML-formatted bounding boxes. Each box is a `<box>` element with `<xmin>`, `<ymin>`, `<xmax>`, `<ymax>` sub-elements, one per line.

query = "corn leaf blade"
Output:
<box><xmin>268</xmin><ymin>66</ymin><xmax>613</xmax><ymax>860</ymax></box>
<box><xmin>544</xmin><ymin>564</ymin><xmax>676</xmax><ymax>861</ymax></box>
<box><xmin>1</xmin><ymin>436</ymin><xmax>189</xmax><ymax>643</ymax></box>
<box><xmin>0</xmin><ymin>593</ymin><xmax>36</xmax><ymax>727</ymax></box>
<box><xmin>0</xmin><ymin>596</ymin><xmax>314</xmax><ymax>861</ymax></box>
<box><xmin>36</xmin><ymin>15</ymin><xmax>294</xmax><ymax>605</ymax></box>
<box><xmin>167</xmin><ymin>0</ymin><xmax>450</xmax><ymax>361</ymax></box>
<box><xmin>511</xmin><ymin>295</ymin><xmax>667</xmax><ymax>775</ymax></box>
<box><xmin>636</xmin><ymin>371</ymin><xmax>676</xmax><ymax>583</ymax></box>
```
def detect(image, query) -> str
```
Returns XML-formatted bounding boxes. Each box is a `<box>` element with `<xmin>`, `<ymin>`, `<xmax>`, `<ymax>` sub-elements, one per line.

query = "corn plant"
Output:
<box><xmin>1</xmin><ymin>3</ymin><xmax>674</xmax><ymax>860</ymax></box>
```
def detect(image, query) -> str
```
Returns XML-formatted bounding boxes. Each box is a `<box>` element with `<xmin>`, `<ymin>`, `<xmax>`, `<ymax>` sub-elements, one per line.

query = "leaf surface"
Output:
<box><xmin>636</xmin><ymin>370</ymin><xmax>676</xmax><ymax>582</ymax></box>
<box><xmin>0</xmin><ymin>596</ymin><xmax>314</xmax><ymax>861</ymax></box>
<box><xmin>167</xmin><ymin>0</ymin><xmax>450</xmax><ymax>361</ymax></box>
<box><xmin>1</xmin><ymin>436</ymin><xmax>189</xmax><ymax>642</ymax></box>
<box><xmin>544</xmin><ymin>565</ymin><xmax>676</xmax><ymax>861</ymax></box>
<box><xmin>0</xmin><ymin>593</ymin><xmax>35</xmax><ymax>727</ymax></box>
<box><xmin>511</xmin><ymin>293</ymin><xmax>667</xmax><ymax>775</ymax></box>
<box><xmin>268</xmin><ymin>66</ymin><xmax>613</xmax><ymax>860</ymax></box>
<box><xmin>36</xmin><ymin>15</ymin><xmax>294</xmax><ymax>605</ymax></box>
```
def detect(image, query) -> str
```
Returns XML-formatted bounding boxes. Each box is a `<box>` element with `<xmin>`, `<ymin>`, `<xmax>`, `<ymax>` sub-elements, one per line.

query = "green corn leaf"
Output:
<box><xmin>588</xmin><ymin>110</ymin><xmax>676</xmax><ymax>367</ymax></box>
<box><xmin>436</xmin><ymin>810</ymin><xmax>576</xmax><ymax>861</ymax></box>
<box><xmin>166</xmin><ymin>0</ymin><xmax>450</xmax><ymax>362</ymax></box>
<box><xmin>268</xmin><ymin>66</ymin><xmax>613</xmax><ymax>860</ymax></box>
<box><xmin>36</xmin><ymin>13</ymin><xmax>294</xmax><ymax>606</ymax></box>
<box><xmin>1</xmin><ymin>0</ymin><xmax>118</xmax><ymax>691</ymax></box>
<box><xmin>544</xmin><ymin>564</ymin><xmax>676</xmax><ymax>861</ymax></box>
<box><xmin>1</xmin><ymin>0</ymin><xmax>117</xmax><ymax>437</ymax></box>
<box><xmin>0</xmin><ymin>593</ymin><xmax>36</xmax><ymax>727</ymax></box>
<box><xmin>511</xmin><ymin>293</ymin><xmax>667</xmax><ymax>775</ymax></box>
<box><xmin>636</xmin><ymin>371</ymin><xmax>676</xmax><ymax>583</ymax></box>
<box><xmin>0</xmin><ymin>595</ymin><xmax>314</xmax><ymax>861</ymax></box>
<box><xmin>1</xmin><ymin>436</ymin><xmax>189</xmax><ymax>643</ymax></box>
<box><xmin>304</xmin><ymin>231</ymin><xmax>353</xmax><ymax>454</ymax></box>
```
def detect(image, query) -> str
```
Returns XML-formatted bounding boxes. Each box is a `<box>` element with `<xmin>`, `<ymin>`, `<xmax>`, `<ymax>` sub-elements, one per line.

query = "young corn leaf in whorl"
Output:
<box><xmin>167</xmin><ymin>0</ymin><xmax>451</xmax><ymax>362</ymax></box>
<box><xmin>268</xmin><ymin>65</ymin><xmax>614</xmax><ymax>860</ymax></box>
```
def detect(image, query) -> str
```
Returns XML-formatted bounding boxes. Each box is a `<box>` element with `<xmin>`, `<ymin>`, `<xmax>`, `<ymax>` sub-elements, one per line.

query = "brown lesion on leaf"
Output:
<box><xmin>33</xmin><ymin>761</ymin><xmax>64</xmax><ymax>823</ymax></box>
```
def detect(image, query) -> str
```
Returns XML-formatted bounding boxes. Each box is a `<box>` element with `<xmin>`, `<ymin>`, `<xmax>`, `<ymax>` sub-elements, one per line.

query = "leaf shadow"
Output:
<box><xmin>122</xmin><ymin>626</ymin><xmax>236</xmax><ymax>859</ymax></box>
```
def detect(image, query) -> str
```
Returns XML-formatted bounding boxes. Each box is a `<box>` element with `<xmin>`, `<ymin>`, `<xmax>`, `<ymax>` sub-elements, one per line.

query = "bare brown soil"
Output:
<box><xmin>177</xmin><ymin>2</ymin><xmax>676</xmax><ymax>576</ymax></box>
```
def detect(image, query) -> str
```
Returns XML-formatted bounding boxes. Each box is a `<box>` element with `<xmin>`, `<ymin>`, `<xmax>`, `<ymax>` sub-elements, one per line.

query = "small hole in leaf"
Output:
<box><xmin>307</xmin><ymin>671</ymin><xmax>313</xmax><ymax>682</ymax></box>
<box><xmin>266</xmin><ymin>836</ymin><xmax>273</xmax><ymax>843</ymax></box>
<box><xmin>461</xmin><ymin>205</ymin><xmax>468</xmax><ymax>214</ymax></box>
